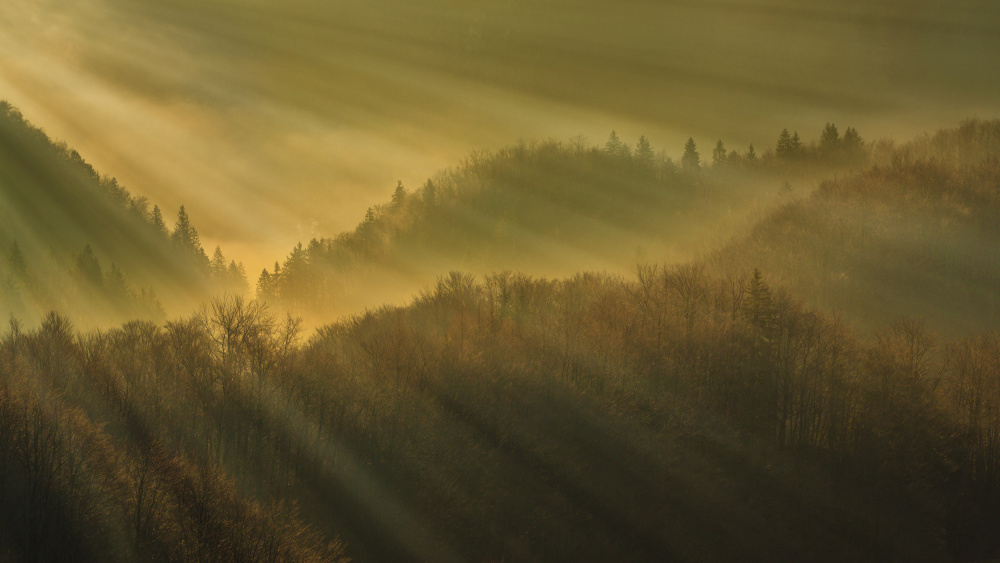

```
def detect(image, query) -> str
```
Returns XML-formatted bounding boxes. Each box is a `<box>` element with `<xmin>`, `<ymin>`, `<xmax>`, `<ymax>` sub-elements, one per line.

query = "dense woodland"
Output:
<box><xmin>3</xmin><ymin>269</ymin><xmax>1000</xmax><ymax>561</ymax></box>
<box><xmin>4</xmin><ymin>101</ymin><xmax>1000</xmax><ymax>561</ymax></box>
<box><xmin>0</xmin><ymin>101</ymin><xmax>247</xmax><ymax>325</ymax></box>
<box><xmin>714</xmin><ymin>119</ymin><xmax>1000</xmax><ymax>334</ymax></box>
<box><xmin>255</xmin><ymin>123</ymin><xmax>872</xmax><ymax>318</ymax></box>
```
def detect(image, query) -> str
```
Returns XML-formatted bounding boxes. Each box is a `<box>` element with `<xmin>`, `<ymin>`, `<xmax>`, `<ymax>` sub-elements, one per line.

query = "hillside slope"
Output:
<box><xmin>6</xmin><ymin>270</ymin><xmax>1000</xmax><ymax>561</ymax></box>
<box><xmin>259</xmin><ymin>128</ymin><xmax>866</xmax><ymax>318</ymax></box>
<box><xmin>712</xmin><ymin>119</ymin><xmax>1000</xmax><ymax>334</ymax></box>
<box><xmin>0</xmin><ymin>102</ymin><xmax>244</xmax><ymax>324</ymax></box>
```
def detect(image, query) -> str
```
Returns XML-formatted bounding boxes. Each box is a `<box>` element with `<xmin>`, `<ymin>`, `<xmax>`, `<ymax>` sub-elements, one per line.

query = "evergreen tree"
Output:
<box><xmin>172</xmin><ymin>206</ymin><xmax>198</xmax><ymax>251</ymax></box>
<box><xmin>842</xmin><ymin>126</ymin><xmax>865</xmax><ymax>161</ymax></box>
<box><xmin>635</xmin><ymin>136</ymin><xmax>655</xmax><ymax>168</ymax></box>
<box><xmin>105</xmin><ymin>263</ymin><xmax>130</xmax><ymax>299</ymax></box>
<box><xmin>423</xmin><ymin>179</ymin><xmax>437</xmax><ymax>208</ymax></box>
<box><xmin>712</xmin><ymin>140</ymin><xmax>727</xmax><ymax>167</ymax></box>
<box><xmin>746</xmin><ymin>144</ymin><xmax>757</xmax><ymax>161</ymax></box>
<box><xmin>227</xmin><ymin>260</ymin><xmax>249</xmax><ymax>294</ymax></box>
<box><xmin>151</xmin><ymin>205</ymin><xmax>169</xmax><ymax>238</ymax></box>
<box><xmin>257</xmin><ymin>269</ymin><xmax>274</xmax><ymax>301</ymax></box>
<box><xmin>604</xmin><ymin>131</ymin><xmax>624</xmax><ymax>156</ymax></box>
<box><xmin>776</xmin><ymin>129</ymin><xmax>793</xmax><ymax>159</ymax></box>
<box><xmin>746</xmin><ymin>268</ymin><xmax>774</xmax><ymax>332</ymax></box>
<box><xmin>210</xmin><ymin>246</ymin><xmax>227</xmax><ymax>280</ymax></box>
<box><xmin>682</xmin><ymin>137</ymin><xmax>700</xmax><ymax>171</ymax></box>
<box><xmin>791</xmin><ymin>131</ymin><xmax>802</xmax><ymax>152</ymax></box>
<box><xmin>76</xmin><ymin>245</ymin><xmax>104</xmax><ymax>288</ymax></box>
<box><xmin>391</xmin><ymin>181</ymin><xmax>407</xmax><ymax>207</ymax></box>
<box><xmin>820</xmin><ymin>123</ymin><xmax>841</xmax><ymax>155</ymax></box>
<box><xmin>278</xmin><ymin>243</ymin><xmax>308</xmax><ymax>305</ymax></box>
<box><xmin>171</xmin><ymin>205</ymin><xmax>209</xmax><ymax>270</ymax></box>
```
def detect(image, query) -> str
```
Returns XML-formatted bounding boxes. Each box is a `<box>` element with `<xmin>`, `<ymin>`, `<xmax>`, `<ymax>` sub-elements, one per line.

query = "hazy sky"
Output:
<box><xmin>2</xmin><ymin>0</ymin><xmax>999</xmax><ymax>272</ymax></box>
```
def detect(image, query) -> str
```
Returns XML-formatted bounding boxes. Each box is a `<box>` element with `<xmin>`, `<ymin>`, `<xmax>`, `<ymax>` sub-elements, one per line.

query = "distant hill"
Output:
<box><xmin>0</xmin><ymin>101</ymin><xmax>246</xmax><ymax>325</ymax></box>
<box><xmin>259</xmin><ymin>128</ymin><xmax>866</xmax><ymax>318</ymax></box>
<box><xmin>712</xmin><ymin>119</ymin><xmax>1000</xmax><ymax>334</ymax></box>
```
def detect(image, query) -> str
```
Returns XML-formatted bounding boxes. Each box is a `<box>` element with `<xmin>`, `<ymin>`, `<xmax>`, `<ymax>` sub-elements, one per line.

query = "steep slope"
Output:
<box><xmin>712</xmin><ymin>119</ymin><xmax>1000</xmax><ymax>334</ymax></box>
<box><xmin>0</xmin><ymin>101</ymin><xmax>242</xmax><ymax>324</ymax></box>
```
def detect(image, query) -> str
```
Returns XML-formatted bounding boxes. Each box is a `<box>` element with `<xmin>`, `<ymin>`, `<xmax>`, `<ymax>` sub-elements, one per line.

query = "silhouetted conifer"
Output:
<box><xmin>76</xmin><ymin>245</ymin><xmax>104</xmax><ymax>288</ymax></box>
<box><xmin>820</xmin><ymin>123</ymin><xmax>841</xmax><ymax>154</ymax></box>
<box><xmin>776</xmin><ymin>129</ymin><xmax>793</xmax><ymax>159</ymax></box>
<box><xmin>682</xmin><ymin>137</ymin><xmax>700</xmax><ymax>171</ymax></box>
<box><xmin>392</xmin><ymin>181</ymin><xmax>407</xmax><ymax>206</ymax></box>
<box><xmin>171</xmin><ymin>205</ymin><xmax>209</xmax><ymax>271</ymax></box>
<box><xmin>635</xmin><ymin>136</ymin><xmax>655</xmax><ymax>167</ymax></box>
<box><xmin>151</xmin><ymin>205</ymin><xmax>169</xmax><ymax>237</ymax></box>
<box><xmin>712</xmin><ymin>140</ymin><xmax>727</xmax><ymax>167</ymax></box>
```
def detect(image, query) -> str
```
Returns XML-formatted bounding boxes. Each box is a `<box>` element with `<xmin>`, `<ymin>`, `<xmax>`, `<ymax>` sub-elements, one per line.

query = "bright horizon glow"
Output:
<box><xmin>2</xmin><ymin>0</ymin><xmax>999</xmax><ymax>278</ymax></box>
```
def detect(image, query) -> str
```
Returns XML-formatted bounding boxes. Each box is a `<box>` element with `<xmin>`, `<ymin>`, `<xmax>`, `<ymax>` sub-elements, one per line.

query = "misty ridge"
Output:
<box><xmin>5</xmin><ymin>94</ymin><xmax>1000</xmax><ymax>562</ymax></box>
<box><xmin>0</xmin><ymin>101</ymin><xmax>250</xmax><ymax>325</ymax></box>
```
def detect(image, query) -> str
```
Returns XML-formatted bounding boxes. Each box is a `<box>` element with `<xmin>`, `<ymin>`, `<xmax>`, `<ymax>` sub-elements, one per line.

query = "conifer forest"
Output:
<box><xmin>2</xmin><ymin>1</ymin><xmax>1000</xmax><ymax>561</ymax></box>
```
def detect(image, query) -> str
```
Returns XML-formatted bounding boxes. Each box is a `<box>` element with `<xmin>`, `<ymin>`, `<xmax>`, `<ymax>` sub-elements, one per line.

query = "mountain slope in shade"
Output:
<box><xmin>0</xmin><ymin>101</ymin><xmax>245</xmax><ymax>324</ymax></box>
<box><xmin>711</xmin><ymin>119</ymin><xmax>1000</xmax><ymax>334</ymax></box>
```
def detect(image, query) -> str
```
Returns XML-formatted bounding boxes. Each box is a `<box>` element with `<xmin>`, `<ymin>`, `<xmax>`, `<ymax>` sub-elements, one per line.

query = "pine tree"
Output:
<box><xmin>604</xmin><ymin>131</ymin><xmax>624</xmax><ymax>156</ymax></box>
<box><xmin>227</xmin><ymin>260</ymin><xmax>248</xmax><ymax>294</ymax></box>
<box><xmin>635</xmin><ymin>136</ymin><xmax>655</xmax><ymax>167</ymax></box>
<box><xmin>842</xmin><ymin>127</ymin><xmax>864</xmax><ymax>161</ymax></box>
<box><xmin>423</xmin><ymin>179</ymin><xmax>437</xmax><ymax>208</ymax></box>
<box><xmin>776</xmin><ymin>129</ymin><xmax>793</xmax><ymax>159</ymax></box>
<box><xmin>391</xmin><ymin>181</ymin><xmax>407</xmax><ymax>207</ymax></box>
<box><xmin>172</xmin><ymin>206</ymin><xmax>200</xmax><ymax>252</ymax></box>
<box><xmin>820</xmin><ymin>123</ymin><xmax>840</xmax><ymax>155</ymax></box>
<box><xmin>791</xmin><ymin>131</ymin><xmax>802</xmax><ymax>152</ymax></box>
<box><xmin>151</xmin><ymin>205</ymin><xmax>169</xmax><ymax>238</ymax></box>
<box><xmin>712</xmin><ymin>140</ymin><xmax>727</xmax><ymax>167</ymax></box>
<box><xmin>278</xmin><ymin>243</ymin><xmax>308</xmax><ymax>306</ymax></box>
<box><xmin>257</xmin><ymin>269</ymin><xmax>273</xmax><ymax>301</ymax></box>
<box><xmin>210</xmin><ymin>246</ymin><xmax>227</xmax><ymax>281</ymax></box>
<box><xmin>105</xmin><ymin>263</ymin><xmax>130</xmax><ymax>299</ymax></box>
<box><xmin>76</xmin><ymin>245</ymin><xmax>103</xmax><ymax>288</ymax></box>
<box><xmin>171</xmin><ymin>205</ymin><xmax>209</xmax><ymax>271</ymax></box>
<box><xmin>746</xmin><ymin>144</ymin><xmax>757</xmax><ymax>161</ymax></box>
<box><xmin>682</xmin><ymin>137</ymin><xmax>700</xmax><ymax>172</ymax></box>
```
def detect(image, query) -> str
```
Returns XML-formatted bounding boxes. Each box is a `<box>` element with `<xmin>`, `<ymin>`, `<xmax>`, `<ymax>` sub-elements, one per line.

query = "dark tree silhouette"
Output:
<box><xmin>776</xmin><ymin>129</ymin><xmax>793</xmax><ymax>159</ymax></box>
<box><xmin>76</xmin><ymin>245</ymin><xmax>104</xmax><ymax>288</ymax></box>
<box><xmin>635</xmin><ymin>135</ymin><xmax>655</xmax><ymax>168</ymax></box>
<box><xmin>712</xmin><ymin>140</ymin><xmax>727</xmax><ymax>167</ymax></box>
<box><xmin>171</xmin><ymin>205</ymin><xmax>209</xmax><ymax>272</ymax></box>
<box><xmin>682</xmin><ymin>137</ymin><xmax>700</xmax><ymax>171</ymax></box>
<box><xmin>391</xmin><ymin>181</ymin><xmax>407</xmax><ymax>206</ymax></box>
<box><xmin>151</xmin><ymin>205</ymin><xmax>169</xmax><ymax>238</ymax></box>
<box><xmin>820</xmin><ymin>123</ymin><xmax>841</xmax><ymax>154</ymax></box>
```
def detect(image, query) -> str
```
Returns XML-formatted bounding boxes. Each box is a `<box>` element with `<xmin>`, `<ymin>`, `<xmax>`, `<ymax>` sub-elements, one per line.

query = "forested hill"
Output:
<box><xmin>0</xmin><ymin>101</ymin><xmax>246</xmax><ymax>325</ymax></box>
<box><xmin>713</xmin><ymin>119</ymin><xmax>1000</xmax><ymax>334</ymax></box>
<box><xmin>6</xmin><ymin>269</ymin><xmax>1000</xmax><ymax>560</ymax></box>
<box><xmin>258</xmin><ymin>126</ymin><xmax>869</xmax><ymax>317</ymax></box>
